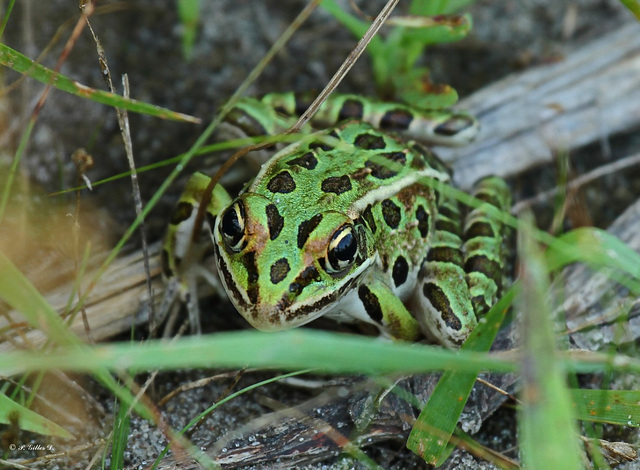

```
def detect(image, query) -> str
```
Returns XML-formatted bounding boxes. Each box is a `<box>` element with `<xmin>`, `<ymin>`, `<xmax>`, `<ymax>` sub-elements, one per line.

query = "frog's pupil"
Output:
<box><xmin>221</xmin><ymin>202</ymin><xmax>245</xmax><ymax>249</ymax></box>
<box><xmin>335</xmin><ymin>231</ymin><xmax>356</xmax><ymax>261</ymax></box>
<box><xmin>327</xmin><ymin>226</ymin><xmax>357</xmax><ymax>273</ymax></box>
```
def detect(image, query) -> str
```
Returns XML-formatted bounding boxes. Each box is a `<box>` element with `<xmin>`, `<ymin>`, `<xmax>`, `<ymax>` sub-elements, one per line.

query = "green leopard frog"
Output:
<box><xmin>162</xmin><ymin>93</ymin><xmax>511</xmax><ymax>348</ymax></box>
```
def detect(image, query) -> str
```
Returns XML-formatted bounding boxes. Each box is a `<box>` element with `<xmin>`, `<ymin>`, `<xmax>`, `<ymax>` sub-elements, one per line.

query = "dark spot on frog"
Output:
<box><xmin>270</xmin><ymin>258</ymin><xmax>291</xmax><ymax>285</ymax></box>
<box><xmin>465</xmin><ymin>255</ymin><xmax>501</xmax><ymax>285</ymax></box>
<box><xmin>321</xmin><ymin>175</ymin><xmax>352</xmax><ymax>195</ymax></box>
<box><xmin>286</xmin><ymin>152</ymin><xmax>318</xmax><ymax>170</ymax></box>
<box><xmin>170</xmin><ymin>201</ymin><xmax>193</xmax><ymax>225</ymax></box>
<box><xmin>358</xmin><ymin>285</ymin><xmax>383</xmax><ymax>324</ymax></box>
<box><xmin>427</xmin><ymin>246</ymin><xmax>463</xmax><ymax>267</ymax></box>
<box><xmin>225</xmin><ymin>107</ymin><xmax>269</xmax><ymax>137</ymax></box>
<box><xmin>438</xmin><ymin>203</ymin><xmax>458</xmax><ymax>221</ymax></box>
<box><xmin>474</xmin><ymin>189</ymin><xmax>501</xmax><ymax>207</ymax></box>
<box><xmin>422</xmin><ymin>282</ymin><xmax>462</xmax><ymax>331</ymax></box>
<box><xmin>380</xmin><ymin>108</ymin><xmax>413</xmax><ymax>131</ymax></box>
<box><xmin>435</xmin><ymin>217</ymin><xmax>460</xmax><ymax>237</ymax></box>
<box><xmin>416</xmin><ymin>205</ymin><xmax>430</xmax><ymax>238</ymax></box>
<box><xmin>381</xmin><ymin>199</ymin><xmax>401</xmax><ymax>229</ymax></box>
<box><xmin>214</xmin><ymin>244</ymin><xmax>246</xmax><ymax>309</ymax></box>
<box><xmin>392</xmin><ymin>256</ymin><xmax>409</xmax><ymax>287</ymax></box>
<box><xmin>465</xmin><ymin>221</ymin><xmax>495</xmax><ymax>239</ymax></box>
<box><xmin>294</xmin><ymin>92</ymin><xmax>313</xmax><ymax>116</ymax></box>
<box><xmin>338</xmin><ymin>98</ymin><xmax>364</xmax><ymax>121</ymax></box>
<box><xmin>267</xmin><ymin>171</ymin><xmax>296</xmax><ymax>194</ymax></box>
<box><xmin>288</xmin><ymin>265</ymin><xmax>321</xmax><ymax>296</ymax></box>
<box><xmin>309</xmin><ymin>141</ymin><xmax>334</xmax><ymax>152</ymax></box>
<box><xmin>354</xmin><ymin>133</ymin><xmax>386</xmax><ymax>150</ymax></box>
<box><xmin>161</xmin><ymin>249</ymin><xmax>173</xmax><ymax>277</ymax></box>
<box><xmin>366</xmin><ymin>151</ymin><xmax>408</xmax><ymax>180</ymax></box>
<box><xmin>434</xmin><ymin>114</ymin><xmax>474</xmax><ymax>136</ymax></box>
<box><xmin>241</xmin><ymin>251</ymin><xmax>259</xmax><ymax>304</ymax></box>
<box><xmin>297</xmin><ymin>214</ymin><xmax>323</xmax><ymax>249</ymax></box>
<box><xmin>361</xmin><ymin>204</ymin><xmax>377</xmax><ymax>234</ymax></box>
<box><xmin>265</xmin><ymin>204</ymin><xmax>284</xmax><ymax>240</ymax></box>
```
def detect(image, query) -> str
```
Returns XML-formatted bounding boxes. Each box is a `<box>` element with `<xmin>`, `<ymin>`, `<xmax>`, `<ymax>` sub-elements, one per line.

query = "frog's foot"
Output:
<box><xmin>349</xmin><ymin>277</ymin><xmax>421</xmax><ymax>341</ymax></box>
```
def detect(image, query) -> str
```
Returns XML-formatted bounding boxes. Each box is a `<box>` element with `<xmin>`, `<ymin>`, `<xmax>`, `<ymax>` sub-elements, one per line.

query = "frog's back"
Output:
<box><xmin>249</xmin><ymin>121</ymin><xmax>450</xmax><ymax>217</ymax></box>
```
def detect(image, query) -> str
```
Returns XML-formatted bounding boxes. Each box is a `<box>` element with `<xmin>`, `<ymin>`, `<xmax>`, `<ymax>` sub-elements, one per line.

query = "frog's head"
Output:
<box><xmin>213</xmin><ymin>193</ymin><xmax>374</xmax><ymax>330</ymax></box>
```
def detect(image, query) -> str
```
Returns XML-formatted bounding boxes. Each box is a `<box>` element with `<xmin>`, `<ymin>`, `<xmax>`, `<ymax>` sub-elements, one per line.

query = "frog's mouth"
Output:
<box><xmin>213</xmin><ymin>241</ymin><xmax>372</xmax><ymax>331</ymax></box>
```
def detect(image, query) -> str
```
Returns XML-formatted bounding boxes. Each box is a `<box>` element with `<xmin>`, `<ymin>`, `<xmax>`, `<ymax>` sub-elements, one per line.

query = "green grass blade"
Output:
<box><xmin>549</xmin><ymin>228</ymin><xmax>640</xmax><ymax>279</ymax></box>
<box><xmin>571</xmin><ymin>389</ymin><xmax>640</xmax><ymax>427</ymax></box>
<box><xmin>110</xmin><ymin>398</ymin><xmax>131</xmax><ymax>470</ymax></box>
<box><xmin>177</xmin><ymin>0</ymin><xmax>200</xmax><ymax>60</ymax></box>
<box><xmin>618</xmin><ymin>0</ymin><xmax>640</xmax><ymax>21</ymax></box>
<box><xmin>1</xmin><ymin>328</ymin><xmax>639</xmax><ymax>378</ymax></box>
<box><xmin>0</xmin><ymin>393</ymin><xmax>72</xmax><ymax>438</ymax></box>
<box><xmin>518</xmin><ymin>221</ymin><xmax>583</xmax><ymax>469</ymax></box>
<box><xmin>409</xmin><ymin>0</ymin><xmax>474</xmax><ymax>16</ymax></box>
<box><xmin>0</xmin><ymin>116</ymin><xmax>35</xmax><ymax>221</ymax></box>
<box><xmin>406</xmin><ymin>285</ymin><xmax>516</xmax><ymax>465</ymax></box>
<box><xmin>0</xmin><ymin>252</ymin><xmax>153</xmax><ymax>421</ymax></box>
<box><xmin>0</xmin><ymin>251</ymin><xmax>81</xmax><ymax>347</ymax></box>
<box><xmin>0</xmin><ymin>43</ymin><xmax>199</xmax><ymax>123</ymax></box>
<box><xmin>0</xmin><ymin>330</ymin><xmax>516</xmax><ymax>377</ymax></box>
<box><xmin>397</xmin><ymin>13</ymin><xmax>472</xmax><ymax>46</ymax></box>
<box><xmin>0</xmin><ymin>0</ymin><xmax>16</xmax><ymax>39</ymax></box>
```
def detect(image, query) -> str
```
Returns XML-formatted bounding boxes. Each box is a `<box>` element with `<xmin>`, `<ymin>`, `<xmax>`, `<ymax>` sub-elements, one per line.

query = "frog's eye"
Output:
<box><xmin>325</xmin><ymin>224</ymin><xmax>358</xmax><ymax>274</ymax></box>
<box><xmin>220</xmin><ymin>201</ymin><xmax>246</xmax><ymax>252</ymax></box>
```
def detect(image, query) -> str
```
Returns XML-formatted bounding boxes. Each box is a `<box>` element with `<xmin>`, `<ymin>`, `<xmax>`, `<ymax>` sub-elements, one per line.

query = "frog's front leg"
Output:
<box><xmin>160</xmin><ymin>172</ymin><xmax>232</xmax><ymax>334</ymax></box>
<box><xmin>345</xmin><ymin>277</ymin><xmax>421</xmax><ymax>341</ymax></box>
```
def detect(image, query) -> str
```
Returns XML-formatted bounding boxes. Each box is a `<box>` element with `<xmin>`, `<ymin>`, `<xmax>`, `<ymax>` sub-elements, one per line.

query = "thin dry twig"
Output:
<box><xmin>193</xmin><ymin>0</ymin><xmax>324</xmax><ymax>242</ymax></box>
<box><xmin>194</xmin><ymin>0</ymin><xmax>399</xmax><ymax>246</ymax></box>
<box><xmin>83</xmin><ymin>1</ymin><xmax>156</xmax><ymax>333</ymax></box>
<box><xmin>291</xmin><ymin>0</ymin><xmax>400</xmax><ymax>132</ymax></box>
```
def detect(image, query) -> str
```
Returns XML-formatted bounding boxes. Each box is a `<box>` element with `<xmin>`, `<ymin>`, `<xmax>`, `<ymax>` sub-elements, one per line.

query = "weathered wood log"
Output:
<box><xmin>442</xmin><ymin>21</ymin><xmax>640</xmax><ymax>190</ymax></box>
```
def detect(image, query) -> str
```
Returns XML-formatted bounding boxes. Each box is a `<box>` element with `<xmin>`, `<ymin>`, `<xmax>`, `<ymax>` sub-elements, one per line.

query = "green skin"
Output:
<box><xmin>162</xmin><ymin>94</ymin><xmax>511</xmax><ymax>347</ymax></box>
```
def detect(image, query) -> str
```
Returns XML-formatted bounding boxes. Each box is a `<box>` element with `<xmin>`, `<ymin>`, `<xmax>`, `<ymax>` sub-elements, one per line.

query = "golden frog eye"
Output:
<box><xmin>325</xmin><ymin>224</ymin><xmax>358</xmax><ymax>274</ymax></box>
<box><xmin>220</xmin><ymin>201</ymin><xmax>246</xmax><ymax>252</ymax></box>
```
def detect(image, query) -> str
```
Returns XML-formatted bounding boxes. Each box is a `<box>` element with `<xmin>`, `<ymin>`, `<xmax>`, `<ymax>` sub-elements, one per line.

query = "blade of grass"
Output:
<box><xmin>618</xmin><ymin>0</ymin><xmax>640</xmax><ymax>21</ymax></box>
<box><xmin>571</xmin><ymin>389</ymin><xmax>640</xmax><ymax>427</ymax></box>
<box><xmin>177</xmin><ymin>0</ymin><xmax>200</xmax><ymax>60</ymax></box>
<box><xmin>406</xmin><ymin>285</ymin><xmax>517</xmax><ymax>465</ymax></box>
<box><xmin>0</xmin><ymin>43</ymin><xmax>199</xmax><ymax>123</ymax></box>
<box><xmin>0</xmin><ymin>252</ymin><xmax>152</xmax><ymax>421</ymax></box>
<box><xmin>0</xmin><ymin>329</ymin><xmax>516</xmax><ymax>377</ymax></box>
<box><xmin>518</xmin><ymin>218</ymin><xmax>583</xmax><ymax>470</ymax></box>
<box><xmin>548</xmin><ymin>228</ymin><xmax>640</xmax><ymax>279</ymax></box>
<box><xmin>110</xmin><ymin>397</ymin><xmax>131</xmax><ymax>470</ymax></box>
<box><xmin>0</xmin><ymin>251</ymin><xmax>82</xmax><ymax>346</ymax></box>
<box><xmin>0</xmin><ymin>393</ymin><xmax>72</xmax><ymax>439</ymax></box>
<box><xmin>0</xmin><ymin>0</ymin><xmax>16</xmax><ymax>38</ymax></box>
<box><xmin>2</xmin><ymin>330</ymin><xmax>638</xmax><ymax>377</ymax></box>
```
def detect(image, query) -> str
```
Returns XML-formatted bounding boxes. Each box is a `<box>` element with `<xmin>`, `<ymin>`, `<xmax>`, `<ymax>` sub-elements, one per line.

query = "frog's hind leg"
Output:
<box><xmin>462</xmin><ymin>176</ymin><xmax>512</xmax><ymax>319</ymax></box>
<box><xmin>159</xmin><ymin>172</ymin><xmax>232</xmax><ymax>334</ymax></box>
<box><xmin>412</xmin><ymin>176</ymin><xmax>512</xmax><ymax>347</ymax></box>
<box><xmin>412</xmin><ymin>192</ymin><xmax>477</xmax><ymax>348</ymax></box>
